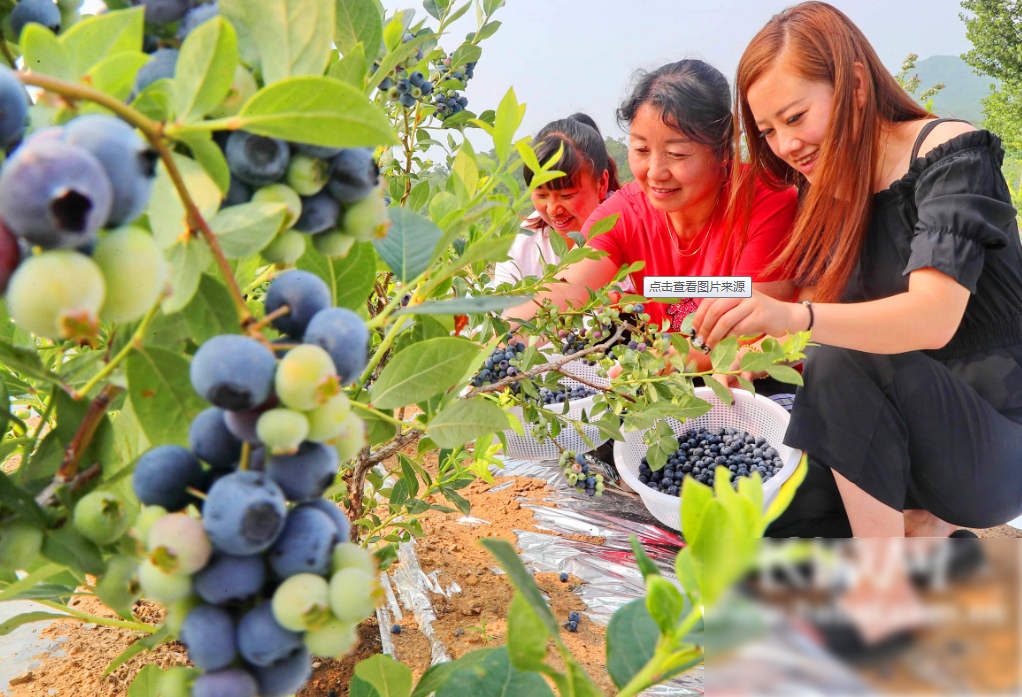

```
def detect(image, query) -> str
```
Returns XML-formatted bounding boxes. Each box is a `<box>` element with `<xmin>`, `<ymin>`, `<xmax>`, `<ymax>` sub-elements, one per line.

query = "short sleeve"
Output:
<box><xmin>905</xmin><ymin>132</ymin><xmax>1016</xmax><ymax>294</ymax></box>
<box><xmin>732</xmin><ymin>184</ymin><xmax>798</xmax><ymax>282</ymax></box>
<box><xmin>582</xmin><ymin>190</ymin><xmax>631</xmax><ymax>267</ymax></box>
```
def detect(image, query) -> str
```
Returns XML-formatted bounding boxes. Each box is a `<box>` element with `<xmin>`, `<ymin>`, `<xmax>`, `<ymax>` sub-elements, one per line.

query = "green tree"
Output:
<box><xmin>895</xmin><ymin>53</ymin><xmax>946</xmax><ymax>112</ymax></box>
<box><xmin>961</xmin><ymin>0</ymin><xmax>1022</xmax><ymax>154</ymax></box>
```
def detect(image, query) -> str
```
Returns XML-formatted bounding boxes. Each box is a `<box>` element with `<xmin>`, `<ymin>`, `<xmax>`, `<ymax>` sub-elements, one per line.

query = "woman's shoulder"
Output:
<box><xmin>895</xmin><ymin>121</ymin><xmax>1007</xmax><ymax>196</ymax></box>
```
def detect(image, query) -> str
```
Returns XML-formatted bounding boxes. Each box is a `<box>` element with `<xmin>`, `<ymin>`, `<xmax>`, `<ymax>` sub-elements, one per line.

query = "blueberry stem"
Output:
<box><xmin>185</xmin><ymin>486</ymin><xmax>208</xmax><ymax>500</ymax></box>
<box><xmin>19</xmin><ymin>72</ymin><xmax>253</xmax><ymax>331</ymax></box>
<box><xmin>0</xmin><ymin>25</ymin><xmax>15</xmax><ymax>70</ymax></box>
<box><xmin>251</xmin><ymin>304</ymin><xmax>290</xmax><ymax>330</ymax></box>
<box><xmin>238</xmin><ymin>440</ymin><xmax>251</xmax><ymax>471</ymax></box>
<box><xmin>73</xmin><ymin>298</ymin><xmax>162</xmax><ymax>401</ymax></box>
<box><xmin>33</xmin><ymin>599</ymin><xmax>157</xmax><ymax>634</ymax></box>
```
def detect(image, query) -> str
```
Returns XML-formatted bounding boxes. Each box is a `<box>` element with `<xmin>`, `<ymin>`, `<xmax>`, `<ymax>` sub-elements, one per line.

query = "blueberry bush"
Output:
<box><xmin>0</xmin><ymin>0</ymin><xmax>809</xmax><ymax>695</ymax></box>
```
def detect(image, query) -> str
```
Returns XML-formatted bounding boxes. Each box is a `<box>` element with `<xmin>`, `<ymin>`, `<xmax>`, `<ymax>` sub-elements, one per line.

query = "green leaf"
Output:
<box><xmin>126</xmin><ymin>347</ymin><xmax>207</xmax><ymax>448</ymax></box>
<box><xmin>476</xmin><ymin>20</ymin><xmax>501</xmax><ymax>40</ymax></box>
<box><xmin>739</xmin><ymin>350</ymin><xmax>775</xmax><ymax>373</ymax></box>
<box><xmin>606</xmin><ymin>598</ymin><xmax>659</xmax><ymax>688</ymax></box>
<box><xmin>131</xmin><ymin>77</ymin><xmax>175</xmax><ymax>122</ymax></box>
<box><xmin>451</xmin><ymin>43</ymin><xmax>482</xmax><ymax>68</ymax></box>
<box><xmin>328</xmin><ymin>42</ymin><xmax>367</xmax><ymax>88</ymax></box>
<box><xmin>0</xmin><ymin>472</ymin><xmax>48</xmax><ymax>527</ymax></box>
<box><xmin>710</xmin><ymin>336</ymin><xmax>738</xmax><ymax>373</ymax></box>
<box><xmin>350</xmin><ymin>675</ymin><xmax>383</xmax><ymax>697</ymax></box>
<box><xmin>174</xmin><ymin>16</ymin><xmax>238</xmax><ymax>123</ymax></box>
<box><xmin>478</xmin><ymin>539</ymin><xmax>561</xmax><ymax>639</ymax></box>
<box><xmin>0</xmin><ymin>339</ymin><xmax>64</xmax><ymax>387</ymax></box>
<box><xmin>765</xmin><ymin>365</ymin><xmax>804</xmax><ymax>386</ymax></box>
<box><xmin>736</xmin><ymin>375</ymin><xmax>755</xmax><ymax>396</ymax></box>
<box><xmin>0</xmin><ymin>564</ymin><xmax>65</xmax><ymax>602</ymax></box>
<box><xmin>397</xmin><ymin>294</ymin><xmax>532</xmax><ymax>316</ymax></box>
<box><xmin>59</xmin><ymin>6</ymin><xmax>144</xmax><ymax>78</ymax></box>
<box><xmin>681</xmin><ymin>476</ymin><xmax>713</xmax><ymax>543</ymax></box>
<box><xmin>41</xmin><ymin>527</ymin><xmax>104</xmax><ymax>576</ymax></box>
<box><xmin>335</xmin><ymin>0</ymin><xmax>382</xmax><ymax>60</ymax></box>
<box><xmin>507</xmin><ymin>593</ymin><xmax>548</xmax><ymax>671</ymax></box>
<box><xmin>411</xmin><ymin>650</ymin><xmax>495</xmax><ymax>697</ymax></box>
<box><xmin>363</xmin><ymin>34</ymin><xmax>430</xmax><ymax>95</ymax></box>
<box><xmin>704</xmin><ymin>376</ymin><xmax>734</xmax><ymax>407</ymax></box>
<box><xmin>148</xmin><ymin>153</ymin><xmax>221</xmax><ymax>250</ymax></box>
<box><xmin>427</xmin><ymin>398</ymin><xmax>508</xmax><ymax>448</ymax></box>
<box><xmin>449</xmin><ymin>235</ymin><xmax>514</xmax><ymax>272</ymax></box>
<box><xmin>232</xmin><ymin>75</ymin><xmax>398</xmax><ymax>147</ymax></box>
<box><xmin>406</xmin><ymin>180</ymin><xmax>430</xmax><ymax>212</ymax></box>
<box><xmin>645</xmin><ymin>575</ymin><xmax>685</xmax><ymax>635</ymax></box>
<box><xmin>0</xmin><ymin>611</ymin><xmax>69</xmax><ymax>635</ymax></box>
<box><xmin>382</xmin><ymin>19</ymin><xmax>403</xmax><ymax>52</ymax></box>
<box><xmin>763</xmin><ymin>453</ymin><xmax>808</xmax><ymax>527</ymax></box>
<box><xmin>296</xmin><ymin>241</ymin><xmax>377</xmax><ymax>311</ymax></box>
<box><xmin>371</xmin><ymin>337</ymin><xmax>481</xmax><ymax>409</ymax></box>
<box><xmin>180</xmin><ymin>274</ymin><xmax>241</xmax><ymax>345</ymax></box>
<box><xmin>162</xmin><ymin>239</ymin><xmax>212</xmax><ymax>314</ymax></box>
<box><xmin>451</xmin><ymin>143</ymin><xmax>478</xmax><ymax>201</ymax></box>
<box><xmin>675</xmin><ymin>547</ymin><xmax>701</xmax><ymax>603</ymax></box>
<box><xmin>20</xmin><ymin>24</ymin><xmax>73</xmax><ymax>81</ymax></box>
<box><xmin>127</xmin><ymin>664</ymin><xmax>164</xmax><ymax>697</ymax></box>
<box><xmin>220</xmin><ymin>0</ymin><xmax>335</xmax><ymax>85</ymax></box>
<box><xmin>102</xmin><ymin>627</ymin><xmax>172</xmax><ymax>678</ymax></box>
<box><xmin>629</xmin><ymin>535</ymin><xmax>660</xmax><ymax>580</ymax></box>
<box><xmin>78</xmin><ymin>51</ymin><xmax>150</xmax><ymax>110</ymax></box>
<box><xmin>373</xmin><ymin>208</ymin><xmax>443</xmax><ymax>283</ymax></box>
<box><xmin>491</xmin><ymin>88</ymin><xmax>520</xmax><ymax>165</ymax></box>
<box><xmin>209</xmin><ymin>202</ymin><xmax>287</xmax><ymax>258</ymax></box>
<box><xmin>435</xmin><ymin>646</ymin><xmax>554</xmax><ymax>697</ymax></box>
<box><xmin>178</xmin><ymin>133</ymin><xmax>231</xmax><ymax>195</ymax></box>
<box><xmin>354</xmin><ymin>654</ymin><xmax>413</xmax><ymax>697</ymax></box>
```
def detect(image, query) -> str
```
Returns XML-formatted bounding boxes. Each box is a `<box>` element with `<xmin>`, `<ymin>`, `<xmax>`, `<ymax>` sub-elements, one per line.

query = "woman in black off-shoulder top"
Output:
<box><xmin>689</xmin><ymin>8</ymin><xmax>1022</xmax><ymax>537</ymax></box>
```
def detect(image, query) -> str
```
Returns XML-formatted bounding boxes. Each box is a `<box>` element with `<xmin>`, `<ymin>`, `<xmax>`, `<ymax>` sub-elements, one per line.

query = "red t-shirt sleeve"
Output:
<box><xmin>732</xmin><ymin>185</ymin><xmax>798</xmax><ymax>282</ymax></box>
<box><xmin>582</xmin><ymin>192</ymin><xmax>631</xmax><ymax>267</ymax></box>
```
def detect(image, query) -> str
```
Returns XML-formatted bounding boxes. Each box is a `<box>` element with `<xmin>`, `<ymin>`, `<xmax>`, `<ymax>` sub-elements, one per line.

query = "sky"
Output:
<box><xmin>83</xmin><ymin>0</ymin><xmax>975</xmax><ymax>146</ymax></box>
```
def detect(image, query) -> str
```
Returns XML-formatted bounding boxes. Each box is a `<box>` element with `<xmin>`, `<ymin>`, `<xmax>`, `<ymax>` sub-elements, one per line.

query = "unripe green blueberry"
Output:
<box><xmin>159</xmin><ymin>667</ymin><xmax>198</xmax><ymax>697</ymax></box>
<box><xmin>94</xmin><ymin>554</ymin><xmax>142</xmax><ymax>618</ymax></box>
<box><xmin>130</xmin><ymin>505</ymin><xmax>167</xmax><ymax>545</ymax></box>
<box><xmin>0</xmin><ymin>520</ymin><xmax>43</xmax><ymax>572</ymax></box>
<box><xmin>333</xmin><ymin>413</ymin><xmax>367</xmax><ymax>463</ymax></box>
<box><xmin>329</xmin><ymin>567</ymin><xmax>380</xmax><ymax>623</ymax></box>
<box><xmin>209</xmin><ymin>64</ymin><xmax>259</xmax><ymax>119</ymax></box>
<box><xmin>275</xmin><ymin>344</ymin><xmax>340</xmax><ymax>411</ymax></box>
<box><xmin>261</xmin><ymin>228</ymin><xmax>306</xmax><ymax>264</ymax></box>
<box><xmin>138</xmin><ymin>558</ymin><xmax>193</xmax><ymax>603</ymax></box>
<box><xmin>256</xmin><ymin>408</ymin><xmax>309</xmax><ymax>455</ymax></box>
<box><xmin>92</xmin><ymin>227</ymin><xmax>168</xmax><ymax>323</ymax></box>
<box><xmin>164</xmin><ymin>594</ymin><xmax>201</xmax><ymax>636</ymax></box>
<box><xmin>272</xmin><ymin>573</ymin><xmax>331</xmax><ymax>631</ymax></box>
<box><xmin>253</xmin><ymin>184</ymin><xmax>302</xmax><ymax>230</ymax></box>
<box><xmin>147</xmin><ymin>513</ymin><xmax>212</xmax><ymax>574</ymax></box>
<box><xmin>304</xmin><ymin>617</ymin><xmax>358</xmax><ymax>658</ymax></box>
<box><xmin>312</xmin><ymin>230</ymin><xmax>356</xmax><ymax>258</ymax></box>
<box><xmin>342</xmin><ymin>193</ymin><xmax>389</xmax><ymax>242</ymax></box>
<box><xmin>7</xmin><ymin>251</ymin><xmax>105</xmax><ymax>340</ymax></box>
<box><xmin>74</xmin><ymin>491</ymin><xmax>131</xmax><ymax>546</ymax></box>
<box><xmin>306</xmin><ymin>393</ymin><xmax>352</xmax><ymax>443</ymax></box>
<box><xmin>57</xmin><ymin>0</ymin><xmax>83</xmax><ymax>11</ymax></box>
<box><xmin>59</xmin><ymin>7</ymin><xmax>80</xmax><ymax>31</ymax></box>
<box><xmin>286</xmin><ymin>154</ymin><xmax>330</xmax><ymax>196</ymax></box>
<box><xmin>331</xmin><ymin>542</ymin><xmax>377</xmax><ymax>575</ymax></box>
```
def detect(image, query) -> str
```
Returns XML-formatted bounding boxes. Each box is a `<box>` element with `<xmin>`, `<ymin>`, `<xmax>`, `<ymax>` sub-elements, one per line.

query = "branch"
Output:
<box><xmin>35</xmin><ymin>462</ymin><xmax>101</xmax><ymax>509</ymax></box>
<box><xmin>462</xmin><ymin>323</ymin><xmax>630</xmax><ymax>400</ymax></box>
<box><xmin>58</xmin><ymin>385</ymin><xmax>121</xmax><ymax>480</ymax></box>
<box><xmin>367</xmin><ymin>429</ymin><xmax>421</xmax><ymax>466</ymax></box>
<box><xmin>346</xmin><ymin>429</ymin><xmax>421</xmax><ymax>534</ymax></box>
<box><xmin>0</xmin><ymin>25</ymin><xmax>16</xmax><ymax>70</ymax></box>
<box><xmin>18</xmin><ymin>72</ymin><xmax>253</xmax><ymax>331</ymax></box>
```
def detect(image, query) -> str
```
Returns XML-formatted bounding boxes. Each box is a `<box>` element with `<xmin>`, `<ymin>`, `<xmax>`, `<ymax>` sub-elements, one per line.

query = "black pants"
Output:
<box><xmin>777</xmin><ymin>344</ymin><xmax>1022</xmax><ymax>532</ymax></box>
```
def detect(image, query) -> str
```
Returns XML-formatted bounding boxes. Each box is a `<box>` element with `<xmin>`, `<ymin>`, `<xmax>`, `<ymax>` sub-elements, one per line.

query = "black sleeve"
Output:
<box><xmin>905</xmin><ymin>134</ymin><xmax>1016</xmax><ymax>293</ymax></box>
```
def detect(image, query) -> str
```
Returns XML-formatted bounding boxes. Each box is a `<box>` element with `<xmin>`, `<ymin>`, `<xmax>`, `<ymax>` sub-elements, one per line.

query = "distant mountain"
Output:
<box><xmin>913</xmin><ymin>54</ymin><xmax>999</xmax><ymax>126</ymax></box>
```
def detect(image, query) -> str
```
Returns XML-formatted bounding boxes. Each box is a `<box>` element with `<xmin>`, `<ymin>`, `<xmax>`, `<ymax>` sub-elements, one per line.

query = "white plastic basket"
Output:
<box><xmin>613</xmin><ymin>387</ymin><xmax>802</xmax><ymax>532</ymax></box>
<box><xmin>500</xmin><ymin>355</ymin><xmax>612</xmax><ymax>460</ymax></box>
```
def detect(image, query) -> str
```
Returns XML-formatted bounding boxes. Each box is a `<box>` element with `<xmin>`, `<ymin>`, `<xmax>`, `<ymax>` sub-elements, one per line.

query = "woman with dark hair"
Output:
<box><xmin>505</xmin><ymin>60</ymin><xmax>799</xmax><ymax>378</ymax></box>
<box><xmin>691</xmin><ymin>2</ymin><xmax>1022</xmax><ymax>538</ymax></box>
<box><xmin>491</xmin><ymin>113</ymin><xmax>623</xmax><ymax>286</ymax></box>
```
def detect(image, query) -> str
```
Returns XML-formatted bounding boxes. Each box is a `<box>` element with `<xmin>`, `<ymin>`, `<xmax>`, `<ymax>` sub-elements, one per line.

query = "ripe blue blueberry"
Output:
<box><xmin>223</xmin><ymin>176</ymin><xmax>252</xmax><ymax>208</ymax></box>
<box><xmin>0</xmin><ymin>139</ymin><xmax>113</xmax><ymax>250</ymax></box>
<box><xmin>559</xmin><ymin>572</ymin><xmax>569</xmax><ymax>582</ymax></box>
<box><xmin>398</xmin><ymin>93</ymin><xmax>416</xmax><ymax>109</ymax></box>
<box><xmin>294</xmin><ymin>143</ymin><xmax>343</xmax><ymax>160</ymax></box>
<box><xmin>10</xmin><ymin>0</ymin><xmax>60</xmax><ymax>39</ymax></box>
<box><xmin>237</xmin><ymin>602</ymin><xmax>304</xmax><ymax>667</ymax></box>
<box><xmin>176</xmin><ymin>1</ymin><xmax>219</xmax><ymax>39</ymax></box>
<box><xmin>268</xmin><ymin>505</ymin><xmax>337</xmax><ymax>577</ymax></box>
<box><xmin>266</xmin><ymin>441</ymin><xmax>339</xmax><ymax>501</ymax></box>
<box><xmin>132</xmin><ymin>445</ymin><xmax>203</xmax><ymax>512</ymax></box>
<box><xmin>293</xmin><ymin>191</ymin><xmax>340</xmax><ymax>234</ymax></box>
<box><xmin>191</xmin><ymin>669</ymin><xmax>259</xmax><ymax>697</ymax></box>
<box><xmin>203</xmin><ymin>471</ymin><xmax>288</xmax><ymax>555</ymax></box>
<box><xmin>189</xmin><ymin>407</ymin><xmax>243</xmax><ymax>469</ymax></box>
<box><xmin>568</xmin><ymin>611</ymin><xmax>581</xmax><ymax>623</ymax></box>
<box><xmin>180</xmin><ymin>605</ymin><xmax>238</xmax><ymax>671</ymax></box>
<box><xmin>131</xmin><ymin>49</ymin><xmax>179</xmax><ymax>99</ymax></box>
<box><xmin>193</xmin><ymin>552</ymin><xmax>266</xmax><ymax>605</ymax></box>
<box><xmin>300</xmin><ymin>498</ymin><xmax>350</xmax><ymax>542</ymax></box>
<box><xmin>303</xmin><ymin>307</ymin><xmax>370</xmax><ymax>384</ymax></box>
<box><xmin>251</xmin><ymin>646</ymin><xmax>313</xmax><ymax>697</ymax></box>
<box><xmin>566</xmin><ymin>620</ymin><xmax>578</xmax><ymax>632</ymax></box>
<box><xmin>326</xmin><ymin>148</ymin><xmax>378</xmax><ymax>204</ymax></box>
<box><xmin>0</xmin><ymin>68</ymin><xmax>28</xmax><ymax>147</ymax></box>
<box><xmin>226</xmin><ymin>131</ymin><xmax>290</xmax><ymax>186</ymax></box>
<box><xmin>392</xmin><ymin>624</ymin><xmax>402</xmax><ymax>634</ymax></box>
<box><xmin>263</xmin><ymin>270</ymin><xmax>332</xmax><ymax>339</ymax></box>
<box><xmin>190</xmin><ymin>335</ymin><xmax>277</xmax><ymax>411</ymax></box>
<box><xmin>128</xmin><ymin>0</ymin><xmax>190</xmax><ymax>24</ymax></box>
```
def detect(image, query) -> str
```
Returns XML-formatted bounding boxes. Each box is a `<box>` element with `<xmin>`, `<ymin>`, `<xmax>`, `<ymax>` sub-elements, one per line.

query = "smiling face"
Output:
<box><xmin>530</xmin><ymin>169</ymin><xmax>608</xmax><ymax>233</ymax></box>
<box><xmin>746</xmin><ymin>60</ymin><xmax>835</xmax><ymax>184</ymax></box>
<box><xmin>627</xmin><ymin>104</ymin><xmax>724</xmax><ymax>214</ymax></box>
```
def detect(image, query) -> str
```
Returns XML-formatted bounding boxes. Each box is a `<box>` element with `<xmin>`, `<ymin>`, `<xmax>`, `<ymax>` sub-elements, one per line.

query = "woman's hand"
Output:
<box><xmin>691</xmin><ymin>290</ymin><xmax>807</xmax><ymax>349</ymax></box>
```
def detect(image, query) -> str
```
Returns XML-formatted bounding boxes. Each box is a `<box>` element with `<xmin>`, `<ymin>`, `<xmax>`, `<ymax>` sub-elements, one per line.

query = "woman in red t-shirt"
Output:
<box><xmin>506</xmin><ymin>59</ymin><xmax>799</xmax><ymax>376</ymax></box>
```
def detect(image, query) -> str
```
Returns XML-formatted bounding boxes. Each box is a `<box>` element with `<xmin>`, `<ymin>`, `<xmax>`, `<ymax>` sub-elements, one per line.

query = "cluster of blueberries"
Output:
<box><xmin>559</xmin><ymin>451</ymin><xmax>605</xmax><ymax>497</ymax></box>
<box><xmin>536</xmin><ymin>384</ymin><xmax>599</xmax><ymax>406</ymax></box>
<box><xmin>638</xmin><ymin>427</ymin><xmax>784</xmax><ymax>497</ymax></box>
<box><xmin>470</xmin><ymin>338</ymin><xmax>527</xmax><ymax>387</ymax></box>
<box><xmin>0</xmin><ymin>67</ymin><xmax>170</xmax><ymax>340</ymax></box>
<box><xmin>430</xmin><ymin>54</ymin><xmax>477</xmax><ymax>120</ymax></box>
<box><xmin>565</xmin><ymin>611</ymin><xmax>581</xmax><ymax>633</ymax></box>
<box><xmin>556</xmin><ymin>329</ymin><xmax>598</xmax><ymax>366</ymax></box>
<box><xmin>126</xmin><ymin>270</ymin><xmax>375</xmax><ymax>697</ymax></box>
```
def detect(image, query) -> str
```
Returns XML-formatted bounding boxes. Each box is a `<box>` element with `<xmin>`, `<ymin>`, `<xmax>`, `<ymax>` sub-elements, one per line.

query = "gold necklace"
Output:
<box><xmin>665</xmin><ymin>190</ymin><xmax>723</xmax><ymax>257</ymax></box>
